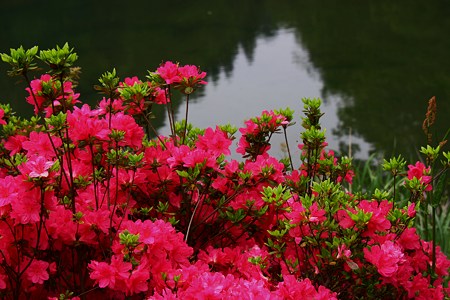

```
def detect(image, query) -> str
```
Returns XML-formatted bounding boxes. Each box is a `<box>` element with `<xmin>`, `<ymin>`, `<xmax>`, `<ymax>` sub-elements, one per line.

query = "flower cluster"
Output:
<box><xmin>156</xmin><ymin>61</ymin><xmax>207</xmax><ymax>94</ymax></box>
<box><xmin>0</xmin><ymin>46</ymin><xmax>449</xmax><ymax>299</ymax></box>
<box><xmin>407</xmin><ymin>161</ymin><xmax>433</xmax><ymax>192</ymax></box>
<box><xmin>26</xmin><ymin>73</ymin><xmax>80</xmax><ymax>116</ymax></box>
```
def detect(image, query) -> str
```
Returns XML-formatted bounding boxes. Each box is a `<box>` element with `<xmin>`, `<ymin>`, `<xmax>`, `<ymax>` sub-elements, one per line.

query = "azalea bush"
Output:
<box><xmin>0</xmin><ymin>44</ymin><xmax>449</xmax><ymax>299</ymax></box>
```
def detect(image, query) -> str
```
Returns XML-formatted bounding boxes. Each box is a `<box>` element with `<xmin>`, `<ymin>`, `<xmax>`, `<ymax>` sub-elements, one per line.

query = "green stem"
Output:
<box><xmin>283</xmin><ymin>126</ymin><xmax>294</xmax><ymax>170</ymax></box>
<box><xmin>182</xmin><ymin>94</ymin><xmax>190</xmax><ymax>144</ymax></box>
<box><xmin>89</xmin><ymin>144</ymin><xmax>99</xmax><ymax>210</ymax></box>
<box><xmin>431</xmin><ymin>201</ymin><xmax>436</xmax><ymax>281</ymax></box>
<box><xmin>393</xmin><ymin>174</ymin><xmax>396</xmax><ymax>202</ymax></box>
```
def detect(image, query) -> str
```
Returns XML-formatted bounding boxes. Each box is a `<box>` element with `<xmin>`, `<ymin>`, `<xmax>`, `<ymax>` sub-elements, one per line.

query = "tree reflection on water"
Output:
<box><xmin>0</xmin><ymin>0</ymin><xmax>448</xmax><ymax>158</ymax></box>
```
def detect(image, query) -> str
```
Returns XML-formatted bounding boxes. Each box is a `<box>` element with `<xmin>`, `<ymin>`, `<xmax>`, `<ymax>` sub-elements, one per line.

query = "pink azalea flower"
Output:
<box><xmin>153</xmin><ymin>86</ymin><xmax>169</xmax><ymax>104</ymax></box>
<box><xmin>276</xmin><ymin>276</ymin><xmax>337</xmax><ymax>299</ymax></box>
<box><xmin>407</xmin><ymin>161</ymin><xmax>432</xmax><ymax>191</ymax></box>
<box><xmin>123</xmin><ymin>76</ymin><xmax>141</xmax><ymax>86</ymax></box>
<box><xmin>177</xmin><ymin>64</ymin><xmax>207</xmax><ymax>87</ymax></box>
<box><xmin>398</xmin><ymin>228</ymin><xmax>421</xmax><ymax>250</ymax></box>
<box><xmin>109</xmin><ymin>112</ymin><xmax>144</xmax><ymax>148</ymax></box>
<box><xmin>407</xmin><ymin>202</ymin><xmax>416</xmax><ymax>218</ymax></box>
<box><xmin>337</xmin><ymin>244</ymin><xmax>352</xmax><ymax>259</ymax></box>
<box><xmin>308</xmin><ymin>202</ymin><xmax>326</xmax><ymax>223</ymax></box>
<box><xmin>25</xmin><ymin>74</ymin><xmax>80</xmax><ymax>116</ymax></box>
<box><xmin>25</xmin><ymin>259</ymin><xmax>49</xmax><ymax>284</ymax></box>
<box><xmin>359</xmin><ymin>200</ymin><xmax>392</xmax><ymax>235</ymax></box>
<box><xmin>196</xmin><ymin>127</ymin><xmax>232</xmax><ymax>157</ymax></box>
<box><xmin>0</xmin><ymin>108</ymin><xmax>6</xmax><ymax>125</ymax></box>
<box><xmin>22</xmin><ymin>131</ymin><xmax>62</xmax><ymax>158</ymax></box>
<box><xmin>364</xmin><ymin>241</ymin><xmax>405</xmax><ymax>277</ymax></box>
<box><xmin>21</xmin><ymin>156</ymin><xmax>55</xmax><ymax>178</ymax></box>
<box><xmin>126</xmin><ymin>269</ymin><xmax>149</xmax><ymax>295</ymax></box>
<box><xmin>97</xmin><ymin>97</ymin><xmax>125</xmax><ymax>114</ymax></box>
<box><xmin>157</xmin><ymin>61</ymin><xmax>181</xmax><ymax>85</ymax></box>
<box><xmin>10</xmin><ymin>188</ymin><xmax>41</xmax><ymax>224</ymax></box>
<box><xmin>88</xmin><ymin>261</ymin><xmax>117</xmax><ymax>288</ymax></box>
<box><xmin>0</xmin><ymin>176</ymin><xmax>18</xmax><ymax>207</ymax></box>
<box><xmin>4</xmin><ymin>135</ymin><xmax>27</xmax><ymax>156</ymax></box>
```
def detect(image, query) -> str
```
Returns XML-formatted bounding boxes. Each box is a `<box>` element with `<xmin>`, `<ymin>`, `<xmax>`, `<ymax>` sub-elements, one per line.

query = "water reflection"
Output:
<box><xmin>286</xmin><ymin>0</ymin><xmax>450</xmax><ymax>158</ymax></box>
<box><xmin>0</xmin><ymin>0</ymin><xmax>448</xmax><ymax>160</ymax></box>
<box><xmin>161</xmin><ymin>28</ymin><xmax>373</xmax><ymax>160</ymax></box>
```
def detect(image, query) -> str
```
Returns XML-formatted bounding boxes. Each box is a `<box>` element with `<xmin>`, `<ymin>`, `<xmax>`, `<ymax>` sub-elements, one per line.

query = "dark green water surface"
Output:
<box><xmin>1</xmin><ymin>0</ymin><xmax>449</xmax><ymax>159</ymax></box>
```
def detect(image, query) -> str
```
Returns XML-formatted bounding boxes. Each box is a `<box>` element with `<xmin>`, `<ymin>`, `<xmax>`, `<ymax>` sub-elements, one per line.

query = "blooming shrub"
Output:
<box><xmin>0</xmin><ymin>44</ymin><xmax>449</xmax><ymax>299</ymax></box>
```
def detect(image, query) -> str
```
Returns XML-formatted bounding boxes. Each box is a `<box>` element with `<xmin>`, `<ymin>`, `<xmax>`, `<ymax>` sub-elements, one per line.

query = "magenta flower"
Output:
<box><xmin>0</xmin><ymin>176</ymin><xmax>18</xmax><ymax>207</ymax></box>
<box><xmin>0</xmin><ymin>108</ymin><xmax>6</xmax><ymax>125</ymax></box>
<box><xmin>178</xmin><ymin>64</ymin><xmax>207</xmax><ymax>86</ymax></box>
<box><xmin>23</xmin><ymin>156</ymin><xmax>55</xmax><ymax>178</ymax></box>
<box><xmin>88</xmin><ymin>261</ymin><xmax>117</xmax><ymax>288</ymax></box>
<box><xmin>196</xmin><ymin>127</ymin><xmax>232</xmax><ymax>157</ymax></box>
<box><xmin>364</xmin><ymin>241</ymin><xmax>405</xmax><ymax>277</ymax></box>
<box><xmin>25</xmin><ymin>259</ymin><xmax>49</xmax><ymax>284</ymax></box>
<box><xmin>4</xmin><ymin>135</ymin><xmax>27</xmax><ymax>156</ymax></box>
<box><xmin>407</xmin><ymin>161</ymin><xmax>432</xmax><ymax>191</ymax></box>
<box><xmin>157</xmin><ymin>61</ymin><xmax>181</xmax><ymax>85</ymax></box>
<box><xmin>22</xmin><ymin>131</ymin><xmax>62</xmax><ymax>158</ymax></box>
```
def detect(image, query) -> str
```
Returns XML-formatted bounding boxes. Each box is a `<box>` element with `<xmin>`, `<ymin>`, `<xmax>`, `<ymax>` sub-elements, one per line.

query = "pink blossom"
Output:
<box><xmin>398</xmin><ymin>228</ymin><xmax>420</xmax><ymax>250</ymax></box>
<box><xmin>109</xmin><ymin>112</ymin><xmax>144</xmax><ymax>148</ymax></box>
<box><xmin>153</xmin><ymin>86</ymin><xmax>169</xmax><ymax>104</ymax></box>
<box><xmin>196</xmin><ymin>127</ymin><xmax>232</xmax><ymax>157</ymax></box>
<box><xmin>359</xmin><ymin>200</ymin><xmax>392</xmax><ymax>234</ymax></box>
<box><xmin>276</xmin><ymin>276</ymin><xmax>337</xmax><ymax>299</ymax></box>
<box><xmin>10</xmin><ymin>189</ymin><xmax>41</xmax><ymax>224</ymax></box>
<box><xmin>337</xmin><ymin>244</ymin><xmax>352</xmax><ymax>259</ymax></box>
<box><xmin>407</xmin><ymin>161</ymin><xmax>432</xmax><ymax>191</ymax></box>
<box><xmin>407</xmin><ymin>202</ymin><xmax>416</xmax><ymax>218</ymax></box>
<box><xmin>337</xmin><ymin>209</ymin><xmax>355</xmax><ymax>229</ymax></box>
<box><xmin>25</xmin><ymin>74</ymin><xmax>80</xmax><ymax>115</ymax></box>
<box><xmin>126</xmin><ymin>269</ymin><xmax>149</xmax><ymax>295</ymax></box>
<box><xmin>97</xmin><ymin>97</ymin><xmax>125</xmax><ymax>114</ymax></box>
<box><xmin>67</xmin><ymin>107</ymin><xmax>110</xmax><ymax>143</ymax></box>
<box><xmin>308</xmin><ymin>202</ymin><xmax>326</xmax><ymax>223</ymax></box>
<box><xmin>157</xmin><ymin>61</ymin><xmax>181</xmax><ymax>84</ymax></box>
<box><xmin>88</xmin><ymin>261</ymin><xmax>116</xmax><ymax>288</ymax></box>
<box><xmin>22</xmin><ymin>131</ymin><xmax>62</xmax><ymax>158</ymax></box>
<box><xmin>21</xmin><ymin>156</ymin><xmax>55</xmax><ymax>178</ymax></box>
<box><xmin>25</xmin><ymin>74</ymin><xmax>52</xmax><ymax>112</ymax></box>
<box><xmin>177</xmin><ymin>64</ymin><xmax>207</xmax><ymax>88</ymax></box>
<box><xmin>364</xmin><ymin>241</ymin><xmax>405</xmax><ymax>277</ymax></box>
<box><xmin>0</xmin><ymin>108</ymin><xmax>6</xmax><ymax>125</ymax></box>
<box><xmin>25</xmin><ymin>259</ymin><xmax>49</xmax><ymax>284</ymax></box>
<box><xmin>0</xmin><ymin>176</ymin><xmax>18</xmax><ymax>207</ymax></box>
<box><xmin>4</xmin><ymin>135</ymin><xmax>27</xmax><ymax>156</ymax></box>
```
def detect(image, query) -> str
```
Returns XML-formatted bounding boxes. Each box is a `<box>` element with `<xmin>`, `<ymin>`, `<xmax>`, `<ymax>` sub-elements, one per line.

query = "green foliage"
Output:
<box><xmin>382</xmin><ymin>155</ymin><xmax>406</xmax><ymax>176</ymax></box>
<box><xmin>94</xmin><ymin>68</ymin><xmax>121</xmax><ymax>99</ymax></box>
<box><xmin>0</xmin><ymin>45</ymin><xmax>39</xmax><ymax>77</ymax></box>
<box><xmin>119</xmin><ymin>229</ymin><xmax>140</xmax><ymax>247</ymax></box>
<box><xmin>38</xmin><ymin>43</ymin><xmax>78</xmax><ymax>76</ymax></box>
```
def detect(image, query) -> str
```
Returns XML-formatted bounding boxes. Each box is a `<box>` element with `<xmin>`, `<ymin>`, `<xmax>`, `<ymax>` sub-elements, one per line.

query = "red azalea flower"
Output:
<box><xmin>364</xmin><ymin>241</ymin><xmax>405</xmax><ymax>278</ymax></box>
<box><xmin>25</xmin><ymin>259</ymin><xmax>49</xmax><ymax>284</ymax></box>
<box><xmin>157</xmin><ymin>61</ymin><xmax>181</xmax><ymax>85</ymax></box>
<box><xmin>0</xmin><ymin>108</ymin><xmax>6</xmax><ymax>125</ymax></box>
<box><xmin>21</xmin><ymin>155</ymin><xmax>55</xmax><ymax>178</ymax></box>
<box><xmin>407</xmin><ymin>161</ymin><xmax>432</xmax><ymax>191</ymax></box>
<box><xmin>4</xmin><ymin>135</ymin><xmax>27</xmax><ymax>156</ymax></box>
<box><xmin>22</xmin><ymin>131</ymin><xmax>62</xmax><ymax>158</ymax></box>
<box><xmin>88</xmin><ymin>261</ymin><xmax>116</xmax><ymax>288</ymax></box>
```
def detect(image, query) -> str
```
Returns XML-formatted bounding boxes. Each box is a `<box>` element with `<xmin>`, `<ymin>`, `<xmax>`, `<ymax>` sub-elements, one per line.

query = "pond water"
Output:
<box><xmin>1</xmin><ymin>0</ymin><xmax>449</xmax><ymax>160</ymax></box>
<box><xmin>160</xmin><ymin>27</ymin><xmax>371</xmax><ymax>161</ymax></box>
